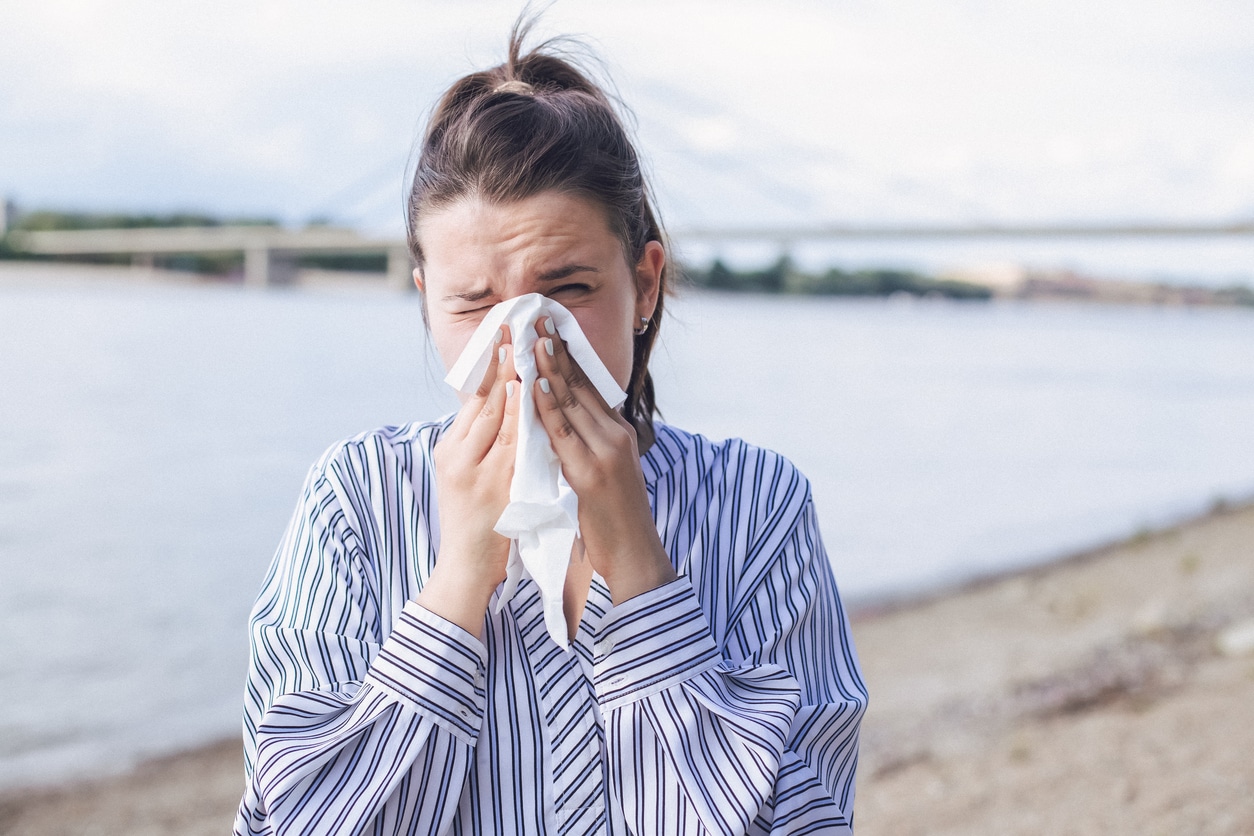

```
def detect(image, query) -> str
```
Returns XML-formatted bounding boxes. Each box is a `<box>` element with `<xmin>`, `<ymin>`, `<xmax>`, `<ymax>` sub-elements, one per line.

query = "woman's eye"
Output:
<box><xmin>551</xmin><ymin>284</ymin><xmax>591</xmax><ymax>295</ymax></box>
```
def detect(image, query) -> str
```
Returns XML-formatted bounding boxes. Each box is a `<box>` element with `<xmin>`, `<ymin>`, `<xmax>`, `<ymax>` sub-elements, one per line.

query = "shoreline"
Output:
<box><xmin>846</xmin><ymin>492</ymin><xmax>1254</xmax><ymax>622</ymax></box>
<box><xmin>0</xmin><ymin>259</ymin><xmax>400</xmax><ymax>293</ymax></box>
<box><xmin>7</xmin><ymin>259</ymin><xmax>1254</xmax><ymax>307</ymax></box>
<box><xmin>3</xmin><ymin>502</ymin><xmax>1251</xmax><ymax>834</ymax></box>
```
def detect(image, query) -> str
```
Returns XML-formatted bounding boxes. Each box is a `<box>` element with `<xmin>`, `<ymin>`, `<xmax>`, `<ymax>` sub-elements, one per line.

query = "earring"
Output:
<box><xmin>633</xmin><ymin>316</ymin><xmax>650</xmax><ymax>336</ymax></box>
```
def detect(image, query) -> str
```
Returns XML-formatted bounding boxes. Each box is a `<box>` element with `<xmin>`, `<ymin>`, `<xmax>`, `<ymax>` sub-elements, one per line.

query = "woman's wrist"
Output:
<box><xmin>415</xmin><ymin>557</ymin><xmax>500</xmax><ymax>638</ymax></box>
<box><xmin>601</xmin><ymin>546</ymin><xmax>677</xmax><ymax>606</ymax></box>
<box><xmin>584</xmin><ymin>487</ymin><xmax>676</xmax><ymax>605</ymax></box>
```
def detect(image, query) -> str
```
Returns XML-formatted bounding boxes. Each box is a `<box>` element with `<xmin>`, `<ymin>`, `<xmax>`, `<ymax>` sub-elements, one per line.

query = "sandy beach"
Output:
<box><xmin>2</xmin><ymin>503</ymin><xmax>1251</xmax><ymax>835</ymax></box>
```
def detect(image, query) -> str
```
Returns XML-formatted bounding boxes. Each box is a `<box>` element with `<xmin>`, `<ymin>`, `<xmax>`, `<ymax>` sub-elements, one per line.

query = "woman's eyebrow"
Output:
<box><xmin>443</xmin><ymin>265</ymin><xmax>600</xmax><ymax>303</ymax></box>
<box><xmin>536</xmin><ymin>264</ymin><xmax>599</xmax><ymax>282</ymax></box>
<box><xmin>444</xmin><ymin>287</ymin><xmax>495</xmax><ymax>303</ymax></box>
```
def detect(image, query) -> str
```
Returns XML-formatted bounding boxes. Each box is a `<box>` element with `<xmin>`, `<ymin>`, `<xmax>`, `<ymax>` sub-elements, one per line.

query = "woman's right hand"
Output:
<box><xmin>416</xmin><ymin>326</ymin><xmax>520</xmax><ymax>637</ymax></box>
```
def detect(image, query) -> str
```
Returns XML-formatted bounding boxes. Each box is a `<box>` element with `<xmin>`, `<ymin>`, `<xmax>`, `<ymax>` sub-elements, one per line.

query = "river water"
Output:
<box><xmin>3</xmin><ymin>264</ymin><xmax>1254</xmax><ymax>788</ymax></box>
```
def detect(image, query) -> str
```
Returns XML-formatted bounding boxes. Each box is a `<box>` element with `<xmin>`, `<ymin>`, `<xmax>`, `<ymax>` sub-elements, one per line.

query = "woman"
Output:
<box><xmin>237</xmin><ymin>23</ymin><xmax>867</xmax><ymax>836</ymax></box>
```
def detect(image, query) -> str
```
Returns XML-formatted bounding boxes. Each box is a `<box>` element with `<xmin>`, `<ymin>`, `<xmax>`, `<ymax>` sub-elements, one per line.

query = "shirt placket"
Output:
<box><xmin>514</xmin><ymin>578</ymin><xmax>610</xmax><ymax>835</ymax></box>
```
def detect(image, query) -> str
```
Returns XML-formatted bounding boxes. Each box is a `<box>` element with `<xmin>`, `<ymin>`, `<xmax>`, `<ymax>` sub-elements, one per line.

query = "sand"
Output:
<box><xmin>2</xmin><ymin>504</ymin><xmax>1251</xmax><ymax>835</ymax></box>
<box><xmin>852</xmin><ymin>501</ymin><xmax>1254</xmax><ymax>835</ymax></box>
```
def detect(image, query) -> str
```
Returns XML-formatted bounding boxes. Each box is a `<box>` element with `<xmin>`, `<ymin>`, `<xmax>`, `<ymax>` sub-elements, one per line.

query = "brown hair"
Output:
<box><xmin>406</xmin><ymin>19</ymin><xmax>669</xmax><ymax>435</ymax></box>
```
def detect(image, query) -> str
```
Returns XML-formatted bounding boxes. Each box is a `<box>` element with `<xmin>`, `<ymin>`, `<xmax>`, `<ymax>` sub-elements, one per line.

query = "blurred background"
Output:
<box><xmin>2</xmin><ymin>1</ymin><xmax>1253</xmax><ymax>832</ymax></box>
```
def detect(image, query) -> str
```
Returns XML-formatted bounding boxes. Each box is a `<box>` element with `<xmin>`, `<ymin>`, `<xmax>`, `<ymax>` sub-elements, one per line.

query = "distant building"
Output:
<box><xmin>940</xmin><ymin>262</ymin><xmax>1028</xmax><ymax>296</ymax></box>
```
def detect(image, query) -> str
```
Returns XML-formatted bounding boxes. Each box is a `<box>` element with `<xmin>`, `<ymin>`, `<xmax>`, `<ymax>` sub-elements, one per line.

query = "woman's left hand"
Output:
<box><xmin>531</xmin><ymin>319</ymin><xmax>677</xmax><ymax>605</ymax></box>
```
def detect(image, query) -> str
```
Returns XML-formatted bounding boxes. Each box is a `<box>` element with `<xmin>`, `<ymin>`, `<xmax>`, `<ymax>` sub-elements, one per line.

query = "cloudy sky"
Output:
<box><xmin>4</xmin><ymin>0</ymin><xmax>1254</xmax><ymax>246</ymax></box>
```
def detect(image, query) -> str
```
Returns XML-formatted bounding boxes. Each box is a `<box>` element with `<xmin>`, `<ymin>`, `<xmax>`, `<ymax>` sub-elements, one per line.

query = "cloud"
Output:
<box><xmin>3</xmin><ymin>0</ymin><xmax>1254</xmax><ymax>231</ymax></box>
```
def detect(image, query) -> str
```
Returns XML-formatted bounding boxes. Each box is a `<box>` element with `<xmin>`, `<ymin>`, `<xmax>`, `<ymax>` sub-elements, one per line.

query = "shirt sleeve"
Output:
<box><xmin>593</xmin><ymin>498</ymin><xmax>868</xmax><ymax>835</ymax></box>
<box><xmin>235</xmin><ymin>454</ymin><xmax>485</xmax><ymax>836</ymax></box>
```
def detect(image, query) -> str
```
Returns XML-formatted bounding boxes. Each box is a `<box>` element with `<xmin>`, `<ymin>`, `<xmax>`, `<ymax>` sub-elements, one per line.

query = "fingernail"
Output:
<box><xmin>494</xmin><ymin>328</ymin><xmax>503</xmax><ymax>345</ymax></box>
<box><xmin>544</xmin><ymin>317</ymin><xmax>556</xmax><ymax>335</ymax></box>
<box><xmin>544</xmin><ymin>338</ymin><xmax>554</xmax><ymax>356</ymax></box>
<box><xmin>539</xmin><ymin>378</ymin><xmax>551</xmax><ymax>394</ymax></box>
<box><xmin>498</xmin><ymin>346</ymin><xmax>507</xmax><ymax>364</ymax></box>
<box><xmin>506</xmin><ymin>381</ymin><xmax>515</xmax><ymax>398</ymax></box>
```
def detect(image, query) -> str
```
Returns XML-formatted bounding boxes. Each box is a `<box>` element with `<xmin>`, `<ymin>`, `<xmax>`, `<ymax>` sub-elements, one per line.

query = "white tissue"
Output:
<box><xmin>443</xmin><ymin>293</ymin><xmax>627</xmax><ymax>649</ymax></box>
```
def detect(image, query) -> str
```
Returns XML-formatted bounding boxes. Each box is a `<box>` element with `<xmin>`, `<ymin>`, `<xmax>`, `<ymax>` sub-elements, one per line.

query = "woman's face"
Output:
<box><xmin>415</xmin><ymin>191</ymin><xmax>664</xmax><ymax>395</ymax></box>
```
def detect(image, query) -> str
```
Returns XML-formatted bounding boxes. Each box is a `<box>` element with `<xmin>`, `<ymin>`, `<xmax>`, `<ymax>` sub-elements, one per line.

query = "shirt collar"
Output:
<box><xmin>639</xmin><ymin>422</ymin><xmax>690</xmax><ymax>486</ymax></box>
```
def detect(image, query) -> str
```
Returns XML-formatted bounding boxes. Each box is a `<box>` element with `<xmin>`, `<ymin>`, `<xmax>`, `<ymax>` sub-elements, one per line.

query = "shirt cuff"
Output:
<box><xmin>365</xmin><ymin>600</ymin><xmax>488</xmax><ymax>744</ymax></box>
<box><xmin>593</xmin><ymin>578</ymin><xmax>722</xmax><ymax>710</ymax></box>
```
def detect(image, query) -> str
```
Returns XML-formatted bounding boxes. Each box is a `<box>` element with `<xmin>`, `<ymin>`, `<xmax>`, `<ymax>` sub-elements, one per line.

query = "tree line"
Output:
<box><xmin>684</xmin><ymin>257</ymin><xmax>992</xmax><ymax>300</ymax></box>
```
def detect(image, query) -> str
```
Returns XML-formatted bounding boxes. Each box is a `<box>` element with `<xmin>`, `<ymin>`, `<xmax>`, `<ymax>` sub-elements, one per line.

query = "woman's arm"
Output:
<box><xmin>239</xmin><ymin>336</ymin><xmax>520</xmax><ymax>836</ymax></box>
<box><xmin>237</xmin><ymin>456</ymin><xmax>488</xmax><ymax>836</ymax></box>
<box><xmin>595</xmin><ymin>495</ymin><xmax>867</xmax><ymax>834</ymax></box>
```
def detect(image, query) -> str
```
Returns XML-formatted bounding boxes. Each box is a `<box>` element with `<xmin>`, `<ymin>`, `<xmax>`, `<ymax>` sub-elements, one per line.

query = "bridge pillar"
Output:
<box><xmin>243</xmin><ymin>246</ymin><xmax>297</xmax><ymax>287</ymax></box>
<box><xmin>388</xmin><ymin>245</ymin><xmax>415</xmax><ymax>291</ymax></box>
<box><xmin>244</xmin><ymin>245</ymin><xmax>271</xmax><ymax>287</ymax></box>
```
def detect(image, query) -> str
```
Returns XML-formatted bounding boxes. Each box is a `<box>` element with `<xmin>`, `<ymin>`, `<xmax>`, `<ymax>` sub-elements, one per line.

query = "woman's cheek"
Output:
<box><xmin>436</xmin><ymin>311</ymin><xmax>522</xmax><ymax>371</ymax></box>
<box><xmin>434</xmin><ymin>327</ymin><xmax>475</xmax><ymax>373</ymax></box>
<box><xmin>584</xmin><ymin>323</ymin><xmax>635</xmax><ymax>389</ymax></box>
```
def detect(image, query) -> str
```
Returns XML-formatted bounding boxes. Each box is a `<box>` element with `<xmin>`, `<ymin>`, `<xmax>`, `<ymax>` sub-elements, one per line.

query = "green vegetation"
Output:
<box><xmin>9</xmin><ymin>210</ymin><xmax>277</xmax><ymax>232</ymax></box>
<box><xmin>1214</xmin><ymin>285</ymin><xmax>1254</xmax><ymax>307</ymax></box>
<box><xmin>297</xmin><ymin>252</ymin><xmax>388</xmax><ymax>272</ymax></box>
<box><xmin>684</xmin><ymin>256</ymin><xmax>993</xmax><ymax>300</ymax></box>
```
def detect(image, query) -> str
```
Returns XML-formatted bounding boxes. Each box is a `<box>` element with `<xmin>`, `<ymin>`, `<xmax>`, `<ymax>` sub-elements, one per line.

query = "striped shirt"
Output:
<box><xmin>236</xmin><ymin>419</ymin><xmax>867</xmax><ymax>835</ymax></box>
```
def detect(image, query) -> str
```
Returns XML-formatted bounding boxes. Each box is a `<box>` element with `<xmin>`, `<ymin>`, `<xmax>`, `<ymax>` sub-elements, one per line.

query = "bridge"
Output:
<box><xmin>7</xmin><ymin>225</ymin><xmax>415</xmax><ymax>288</ymax></box>
<box><xmin>8</xmin><ymin>221</ymin><xmax>1254</xmax><ymax>287</ymax></box>
<box><xmin>673</xmin><ymin>221</ymin><xmax>1254</xmax><ymax>245</ymax></box>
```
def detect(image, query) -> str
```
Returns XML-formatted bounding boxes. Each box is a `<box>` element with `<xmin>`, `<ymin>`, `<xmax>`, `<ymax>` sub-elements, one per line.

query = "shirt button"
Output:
<box><xmin>474</xmin><ymin>670</ymin><xmax>485</xmax><ymax>688</ymax></box>
<box><xmin>602</xmin><ymin>637</ymin><xmax>616</xmax><ymax>654</ymax></box>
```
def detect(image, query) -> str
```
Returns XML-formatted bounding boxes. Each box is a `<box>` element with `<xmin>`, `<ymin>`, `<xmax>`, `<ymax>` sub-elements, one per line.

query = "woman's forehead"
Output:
<box><xmin>419</xmin><ymin>193</ymin><xmax>622</xmax><ymax>285</ymax></box>
<box><xmin>422</xmin><ymin>192</ymin><xmax>611</xmax><ymax>241</ymax></box>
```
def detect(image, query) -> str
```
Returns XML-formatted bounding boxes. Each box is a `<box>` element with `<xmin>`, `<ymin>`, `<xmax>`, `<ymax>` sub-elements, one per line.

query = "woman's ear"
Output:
<box><xmin>412</xmin><ymin>267</ymin><xmax>425</xmax><ymax>293</ymax></box>
<box><xmin>634</xmin><ymin>240</ymin><xmax>665</xmax><ymax>319</ymax></box>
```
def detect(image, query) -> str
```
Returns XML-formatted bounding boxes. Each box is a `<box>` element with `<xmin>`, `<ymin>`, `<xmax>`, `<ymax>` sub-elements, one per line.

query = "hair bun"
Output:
<box><xmin>493</xmin><ymin>79</ymin><xmax>535</xmax><ymax>96</ymax></box>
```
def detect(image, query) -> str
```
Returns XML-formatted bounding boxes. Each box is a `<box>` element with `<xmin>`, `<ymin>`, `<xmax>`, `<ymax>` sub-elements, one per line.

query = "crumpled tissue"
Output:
<box><xmin>443</xmin><ymin>293</ymin><xmax>626</xmax><ymax>649</ymax></box>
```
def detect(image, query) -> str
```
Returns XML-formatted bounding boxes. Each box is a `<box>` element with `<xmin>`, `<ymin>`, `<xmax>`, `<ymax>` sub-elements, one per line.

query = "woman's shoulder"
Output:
<box><xmin>653</xmin><ymin>424</ymin><xmax>822</xmax><ymax>599</ymax></box>
<box><xmin>304</xmin><ymin>416</ymin><xmax>453</xmax><ymax>488</ymax></box>
<box><xmin>648</xmin><ymin>422</ymin><xmax>814</xmax><ymax>507</ymax></box>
